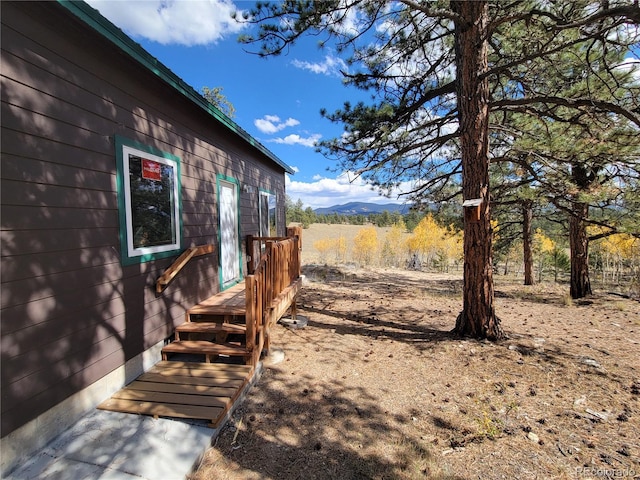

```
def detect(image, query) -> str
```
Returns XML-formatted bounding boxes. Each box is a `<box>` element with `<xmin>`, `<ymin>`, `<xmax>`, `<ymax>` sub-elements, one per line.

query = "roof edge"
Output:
<box><xmin>56</xmin><ymin>0</ymin><xmax>294</xmax><ymax>174</ymax></box>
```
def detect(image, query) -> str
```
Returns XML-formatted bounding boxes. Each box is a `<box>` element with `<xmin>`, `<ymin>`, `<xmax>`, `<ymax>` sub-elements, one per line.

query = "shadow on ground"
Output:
<box><xmin>195</xmin><ymin>366</ymin><xmax>466</xmax><ymax>480</ymax></box>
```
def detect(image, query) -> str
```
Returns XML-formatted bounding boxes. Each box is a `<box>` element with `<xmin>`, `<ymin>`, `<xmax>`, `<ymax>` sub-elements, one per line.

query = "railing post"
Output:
<box><xmin>287</xmin><ymin>226</ymin><xmax>302</xmax><ymax>278</ymax></box>
<box><xmin>265</xmin><ymin>242</ymin><xmax>274</xmax><ymax>306</ymax></box>
<box><xmin>246</xmin><ymin>234</ymin><xmax>255</xmax><ymax>275</ymax></box>
<box><xmin>245</xmin><ymin>275</ymin><xmax>256</xmax><ymax>355</ymax></box>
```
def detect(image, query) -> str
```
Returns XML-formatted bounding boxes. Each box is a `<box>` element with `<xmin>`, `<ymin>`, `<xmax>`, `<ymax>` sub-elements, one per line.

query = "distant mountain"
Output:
<box><xmin>314</xmin><ymin>202</ymin><xmax>410</xmax><ymax>215</ymax></box>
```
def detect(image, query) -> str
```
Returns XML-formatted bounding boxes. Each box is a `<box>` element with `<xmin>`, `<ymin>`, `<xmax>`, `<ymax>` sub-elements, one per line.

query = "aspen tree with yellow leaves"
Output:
<box><xmin>533</xmin><ymin>229</ymin><xmax>556</xmax><ymax>283</ymax></box>
<box><xmin>406</xmin><ymin>215</ymin><xmax>463</xmax><ymax>272</ymax></box>
<box><xmin>353</xmin><ymin>226</ymin><xmax>379</xmax><ymax>266</ymax></box>
<box><xmin>591</xmin><ymin>233</ymin><xmax>640</xmax><ymax>285</ymax></box>
<box><xmin>313</xmin><ymin>237</ymin><xmax>347</xmax><ymax>265</ymax></box>
<box><xmin>381</xmin><ymin>221</ymin><xmax>407</xmax><ymax>268</ymax></box>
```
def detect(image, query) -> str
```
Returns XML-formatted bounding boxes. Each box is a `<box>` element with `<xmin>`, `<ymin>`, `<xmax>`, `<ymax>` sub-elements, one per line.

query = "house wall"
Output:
<box><xmin>1</xmin><ymin>1</ymin><xmax>287</xmax><ymax>439</ymax></box>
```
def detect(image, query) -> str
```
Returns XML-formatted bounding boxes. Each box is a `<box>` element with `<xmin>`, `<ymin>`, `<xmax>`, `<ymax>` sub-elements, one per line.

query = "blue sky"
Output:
<box><xmin>85</xmin><ymin>0</ymin><xmax>401</xmax><ymax>210</ymax></box>
<box><xmin>84</xmin><ymin>1</ymin><xmax>639</xmax><ymax>210</ymax></box>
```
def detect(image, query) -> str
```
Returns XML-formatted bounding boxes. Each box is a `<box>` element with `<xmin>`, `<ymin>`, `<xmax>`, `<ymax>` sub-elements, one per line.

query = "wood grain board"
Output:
<box><xmin>98</xmin><ymin>360</ymin><xmax>253</xmax><ymax>427</ymax></box>
<box><xmin>187</xmin><ymin>282</ymin><xmax>246</xmax><ymax>317</ymax></box>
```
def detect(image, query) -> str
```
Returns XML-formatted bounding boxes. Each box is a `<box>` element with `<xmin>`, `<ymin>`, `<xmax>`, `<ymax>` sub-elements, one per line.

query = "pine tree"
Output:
<box><xmin>241</xmin><ymin>1</ymin><xmax>640</xmax><ymax>338</ymax></box>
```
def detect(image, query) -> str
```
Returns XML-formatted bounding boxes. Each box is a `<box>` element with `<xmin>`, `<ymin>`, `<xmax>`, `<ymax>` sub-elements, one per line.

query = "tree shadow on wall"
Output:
<box><xmin>0</xmin><ymin>6</ymin><xmax>226</xmax><ymax>442</ymax></box>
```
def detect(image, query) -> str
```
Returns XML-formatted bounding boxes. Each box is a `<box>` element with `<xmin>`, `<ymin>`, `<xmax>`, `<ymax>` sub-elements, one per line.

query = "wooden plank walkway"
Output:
<box><xmin>97</xmin><ymin>360</ymin><xmax>253</xmax><ymax>427</ymax></box>
<box><xmin>187</xmin><ymin>282</ymin><xmax>246</xmax><ymax>318</ymax></box>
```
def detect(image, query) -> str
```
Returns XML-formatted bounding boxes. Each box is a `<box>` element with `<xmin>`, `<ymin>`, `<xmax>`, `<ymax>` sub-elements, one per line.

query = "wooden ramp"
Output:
<box><xmin>98</xmin><ymin>360</ymin><xmax>253</xmax><ymax>428</ymax></box>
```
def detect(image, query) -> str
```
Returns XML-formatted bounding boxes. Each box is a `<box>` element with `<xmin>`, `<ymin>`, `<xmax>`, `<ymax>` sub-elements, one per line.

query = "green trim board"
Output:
<box><xmin>216</xmin><ymin>174</ymin><xmax>243</xmax><ymax>290</ymax></box>
<box><xmin>115</xmin><ymin>135</ymin><xmax>183</xmax><ymax>266</ymax></box>
<box><xmin>56</xmin><ymin>0</ymin><xmax>294</xmax><ymax>175</ymax></box>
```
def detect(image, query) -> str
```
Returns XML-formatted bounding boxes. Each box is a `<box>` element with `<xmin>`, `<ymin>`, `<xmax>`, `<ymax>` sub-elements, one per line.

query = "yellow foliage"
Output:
<box><xmin>491</xmin><ymin>219</ymin><xmax>500</xmax><ymax>242</ymax></box>
<box><xmin>406</xmin><ymin>215</ymin><xmax>462</xmax><ymax>270</ymax></box>
<box><xmin>353</xmin><ymin>226</ymin><xmax>379</xmax><ymax>265</ymax></box>
<box><xmin>442</xmin><ymin>225</ymin><xmax>464</xmax><ymax>264</ymax></box>
<box><xmin>386</xmin><ymin>222</ymin><xmax>406</xmax><ymax>250</ymax></box>
<box><xmin>406</xmin><ymin>214</ymin><xmax>442</xmax><ymax>255</ymax></box>
<box><xmin>313</xmin><ymin>236</ymin><xmax>347</xmax><ymax>263</ymax></box>
<box><xmin>533</xmin><ymin>228</ymin><xmax>555</xmax><ymax>254</ymax></box>
<box><xmin>313</xmin><ymin>238</ymin><xmax>333</xmax><ymax>255</ymax></box>
<box><xmin>381</xmin><ymin>221</ymin><xmax>408</xmax><ymax>267</ymax></box>
<box><xmin>597</xmin><ymin>233</ymin><xmax>638</xmax><ymax>260</ymax></box>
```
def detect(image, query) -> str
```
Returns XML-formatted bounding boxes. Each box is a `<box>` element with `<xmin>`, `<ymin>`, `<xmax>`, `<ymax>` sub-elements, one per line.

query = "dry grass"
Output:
<box><xmin>190</xmin><ymin>263</ymin><xmax>639</xmax><ymax>480</ymax></box>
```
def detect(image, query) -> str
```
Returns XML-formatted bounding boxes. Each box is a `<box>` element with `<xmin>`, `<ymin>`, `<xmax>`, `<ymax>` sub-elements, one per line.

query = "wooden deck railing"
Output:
<box><xmin>245</xmin><ymin>226</ymin><xmax>302</xmax><ymax>355</ymax></box>
<box><xmin>157</xmin><ymin>228</ymin><xmax>302</xmax><ymax>366</ymax></box>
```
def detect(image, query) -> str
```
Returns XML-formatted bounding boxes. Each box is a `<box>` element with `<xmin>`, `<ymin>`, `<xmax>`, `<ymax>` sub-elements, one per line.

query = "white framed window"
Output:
<box><xmin>115</xmin><ymin>135</ymin><xmax>182</xmax><ymax>265</ymax></box>
<box><xmin>259</xmin><ymin>189</ymin><xmax>277</xmax><ymax>237</ymax></box>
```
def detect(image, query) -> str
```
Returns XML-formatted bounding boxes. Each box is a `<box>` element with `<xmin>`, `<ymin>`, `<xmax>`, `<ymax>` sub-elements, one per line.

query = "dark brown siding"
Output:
<box><xmin>1</xmin><ymin>2</ymin><xmax>287</xmax><ymax>436</ymax></box>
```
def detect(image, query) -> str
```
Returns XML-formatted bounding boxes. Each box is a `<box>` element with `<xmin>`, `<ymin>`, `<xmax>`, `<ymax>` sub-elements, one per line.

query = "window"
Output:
<box><xmin>259</xmin><ymin>190</ymin><xmax>277</xmax><ymax>237</ymax></box>
<box><xmin>115</xmin><ymin>135</ymin><xmax>182</xmax><ymax>265</ymax></box>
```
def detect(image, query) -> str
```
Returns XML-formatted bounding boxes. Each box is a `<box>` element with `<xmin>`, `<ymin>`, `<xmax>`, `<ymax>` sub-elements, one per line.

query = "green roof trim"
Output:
<box><xmin>57</xmin><ymin>0</ymin><xmax>294</xmax><ymax>175</ymax></box>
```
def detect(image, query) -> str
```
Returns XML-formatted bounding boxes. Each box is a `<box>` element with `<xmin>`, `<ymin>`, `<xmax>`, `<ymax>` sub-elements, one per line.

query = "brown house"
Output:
<box><xmin>1</xmin><ymin>1</ymin><xmax>293</xmax><ymax>473</ymax></box>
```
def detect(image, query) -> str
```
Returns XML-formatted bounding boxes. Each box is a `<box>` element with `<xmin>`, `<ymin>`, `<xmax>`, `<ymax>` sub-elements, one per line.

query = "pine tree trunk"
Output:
<box><xmin>522</xmin><ymin>200</ymin><xmax>534</xmax><ymax>285</ymax></box>
<box><xmin>451</xmin><ymin>0</ymin><xmax>503</xmax><ymax>340</ymax></box>
<box><xmin>569</xmin><ymin>163</ymin><xmax>593</xmax><ymax>299</ymax></box>
<box><xmin>570</xmin><ymin>203</ymin><xmax>592</xmax><ymax>298</ymax></box>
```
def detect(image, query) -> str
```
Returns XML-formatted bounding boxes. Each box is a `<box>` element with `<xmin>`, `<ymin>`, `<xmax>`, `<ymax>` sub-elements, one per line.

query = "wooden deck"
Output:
<box><xmin>100</xmin><ymin>229</ymin><xmax>302</xmax><ymax>427</ymax></box>
<box><xmin>98</xmin><ymin>361</ymin><xmax>253</xmax><ymax>428</ymax></box>
<box><xmin>186</xmin><ymin>282</ymin><xmax>246</xmax><ymax>318</ymax></box>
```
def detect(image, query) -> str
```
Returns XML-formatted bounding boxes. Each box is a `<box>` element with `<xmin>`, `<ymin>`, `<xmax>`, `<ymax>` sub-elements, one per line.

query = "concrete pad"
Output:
<box><xmin>4</xmin><ymin>363</ymin><xmax>263</xmax><ymax>480</ymax></box>
<box><xmin>5</xmin><ymin>410</ymin><xmax>214</xmax><ymax>480</ymax></box>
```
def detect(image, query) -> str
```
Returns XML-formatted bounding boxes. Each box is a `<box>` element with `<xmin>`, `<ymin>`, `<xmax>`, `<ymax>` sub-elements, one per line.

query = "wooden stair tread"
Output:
<box><xmin>110</xmin><ymin>386</ymin><xmax>233</xmax><ymax>408</ymax></box>
<box><xmin>138</xmin><ymin>372</ymin><xmax>246</xmax><ymax>388</ymax></box>
<box><xmin>187</xmin><ymin>283</ymin><xmax>246</xmax><ymax>316</ymax></box>
<box><xmin>162</xmin><ymin>340</ymin><xmax>249</xmax><ymax>356</ymax></box>
<box><xmin>187</xmin><ymin>305</ymin><xmax>246</xmax><ymax>316</ymax></box>
<box><xmin>98</xmin><ymin>397</ymin><xmax>225</xmax><ymax>423</ymax></box>
<box><xmin>176</xmin><ymin>322</ymin><xmax>246</xmax><ymax>334</ymax></box>
<box><xmin>150</xmin><ymin>360</ymin><xmax>252</xmax><ymax>377</ymax></box>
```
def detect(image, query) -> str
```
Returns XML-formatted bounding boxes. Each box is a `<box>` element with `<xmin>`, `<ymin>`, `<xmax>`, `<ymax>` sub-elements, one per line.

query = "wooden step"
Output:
<box><xmin>162</xmin><ymin>340</ymin><xmax>250</xmax><ymax>363</ymax></box>
<box><xmin>188</xmin><ymin>313</ymin><xmax>245</xmax><ymax>323</ymax></box>
<box><xmin>175</xmin><ymin>322</ymin><xmax>246</xmax><ymax>340</ymax></box>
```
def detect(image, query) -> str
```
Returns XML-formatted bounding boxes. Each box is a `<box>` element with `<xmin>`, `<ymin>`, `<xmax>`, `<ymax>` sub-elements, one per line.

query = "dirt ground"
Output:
<box><xmin>190</xmin><ymin>265</ymin><xmax>639</xmax><ymax>480</ymax></box>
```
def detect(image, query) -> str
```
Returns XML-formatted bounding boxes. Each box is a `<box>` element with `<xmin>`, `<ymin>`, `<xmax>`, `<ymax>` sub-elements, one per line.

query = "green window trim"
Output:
<box><xmin>115</xmin><ymin>135</ymin><xmax>183</xmax><ymax>266</ymax></box>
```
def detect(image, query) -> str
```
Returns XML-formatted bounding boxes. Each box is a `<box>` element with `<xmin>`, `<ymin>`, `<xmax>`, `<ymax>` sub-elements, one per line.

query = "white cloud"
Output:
<box><xmin>285</xmin><ymin>172</ymin><xmax>410</xmax><ymax>209</ymax></box>
<box><xmin>254</xmin><ymin>115</ymin><xmax>320</xmax><ymax>148</ymax></box>
<box><xmin>291</xmin><ymin>55</ymin><xmax>349</xmax><ymax>77</ymax></box>
<box><xmin>85</xmin><ymin>0</ymin><xmax>247</xmax><ymax>46</ymax></box>
<box><xmin>323</xmin><ymin>2</ymin><xmax>359</xmax><ymax>36</ymax></box>
<box><xmin>254</xmin><ymin>115</ymin><xmax>300</xmax><ymax>134</ymax></box>
<box><xmin>270</xmin><ymin>133</ymin><xmax>322</xmax><ymax>147</ymax></box>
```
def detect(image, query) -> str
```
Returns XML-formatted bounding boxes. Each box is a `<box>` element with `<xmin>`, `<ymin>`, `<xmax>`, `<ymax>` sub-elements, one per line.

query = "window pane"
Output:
<box><xmin>259</xmin><ymin>191</ymin><xmax>277</xmax><ymax>237</ymax></box>
<box><xmin>128</xmin><ymin>155</ymin><xmax>176</xmax><ymax>248</ymax></box>
<box><xmin>268</xmin><ymin>193</ymin><xmax>277</xmax><ymax>235</ymax></box>
<box><xmin>259</xmin><ymin>193</ymin><xmax>269</xmax><ymax>237</ymax></box>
